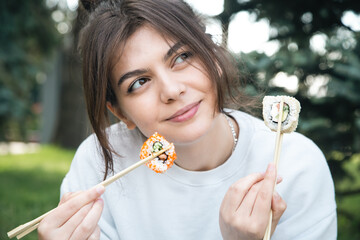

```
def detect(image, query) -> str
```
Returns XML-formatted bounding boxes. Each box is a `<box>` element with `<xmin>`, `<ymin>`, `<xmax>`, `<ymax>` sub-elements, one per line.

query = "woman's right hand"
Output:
<box><xmin>38</xmin><ymin>185</ymin><xmax>105</xmax><ymax>240</ymax></box>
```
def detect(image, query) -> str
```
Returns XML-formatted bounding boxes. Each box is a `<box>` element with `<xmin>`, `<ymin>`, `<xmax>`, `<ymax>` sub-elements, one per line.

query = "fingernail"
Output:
<box><xmin>96</xmin><ymin>185</ymin><xmax>105</xmax><ymax>194</ymax></box>
<box><xmin>277</xmin><ymin>175</ymin><xmax>283</xmax><ymax>182</ymax></box>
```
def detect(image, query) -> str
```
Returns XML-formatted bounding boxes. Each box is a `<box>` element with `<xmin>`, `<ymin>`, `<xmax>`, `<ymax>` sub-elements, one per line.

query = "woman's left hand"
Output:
<box><xmin>219</xmin><ymin>163</ymin><xmax>287</xmax><ymax>240</ymax></box>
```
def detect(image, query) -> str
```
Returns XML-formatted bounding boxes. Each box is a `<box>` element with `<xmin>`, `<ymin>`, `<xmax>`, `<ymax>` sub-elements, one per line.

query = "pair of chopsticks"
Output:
<box><xmin>7</xmin><ymin>144</ymin><xmax>172</xmax><ymax>239</ymax></box>
<box><xmin>263</xmin><ymin>100</ymin><xmax>284</xmax><ymax>240</ymax></box>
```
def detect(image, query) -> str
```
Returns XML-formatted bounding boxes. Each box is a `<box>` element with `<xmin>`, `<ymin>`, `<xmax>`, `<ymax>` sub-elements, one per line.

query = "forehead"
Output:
<box><xmin>111</xmin><ymin>25</ymin><xmax>175</xmax><ymax>79</ymax></box>
<box><xmin>118</xmin><ymin>26</ymin><xmax>174</xmax><ymax>63</ymax></box>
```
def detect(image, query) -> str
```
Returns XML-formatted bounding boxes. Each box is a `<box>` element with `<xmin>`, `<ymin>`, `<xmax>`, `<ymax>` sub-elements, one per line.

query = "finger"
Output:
<box><xmin>70</xmin><ymin>198</ymin><xmax>104</xmax><ymax>240</ymax></box>
<box><xmin>45</xmin><ymin>185</ymin><xmax>105</xmax><ymax>228</ymax></box>
<box><xmin>39</xmin><ymin>196</ymin><xmax>88</xmax><ymax>238</ymax></box>
<box><xmin>237</xmin><ymin>181</ymin><xmax>261</xmax><ymax>216</ymax></box>
<box><xmin>87</xmin><ymin>225</ymin><xmax>101</xmax><ymax>240</ymax></box>
<box><xmin>251</xmin><ymin>163</ymin><xmax>277</xmax><ymax>217</ymax></box>
<box><xmin>221</xmin><ymin>173</ymin><xmax>264</xmax><ymax>214</ymax></box>
<box><xmin>59</xmin><ymin>192</ymin><xmax>83</xmax><ymax>206</ymax></box>
<box><xmin>238</xmin><ymin>173</ymin><xmax>283</xmax><ymax>217</ymax></box>
<box><xmin>59</xmin><ymin>201</ymin><xmax>95</xmax><ymax>239</ymax></box>
<box><xmin>59</xmin><ymin>192</ymin><xmax>72</xmax><ymax>205</ymax></box>
<box><xmin>270</xmin><ymin>191</ymin><xmax>287</xmax><ymax>234</ymax></box>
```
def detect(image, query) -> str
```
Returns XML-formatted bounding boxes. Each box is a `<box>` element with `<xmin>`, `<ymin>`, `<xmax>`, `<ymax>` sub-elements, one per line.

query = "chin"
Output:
<box><xmin>165</xmin><ymin>120</ymin><xmax>215</xmax><ymax>145</ymax></box>
<box><xmin>147</xmin><ymin>108</ymin><xmax>220</xmax><ymax>144</ymax></box>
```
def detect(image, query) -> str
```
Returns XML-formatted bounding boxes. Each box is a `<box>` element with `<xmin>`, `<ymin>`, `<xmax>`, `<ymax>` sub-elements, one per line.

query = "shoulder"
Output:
<box><xmin>76</xmin><ymin>122</ymin><xmax>145</xmax><ymax>159</ymax></box>
<box><xmin>228</xmin><ymin>109</ymin><xmax>325</xmax><ymax>161</ymax></box>
<box><xmin>235</xmin><ymin>110</ymin><xmax>332</xmax><ymax>184</ymax></box>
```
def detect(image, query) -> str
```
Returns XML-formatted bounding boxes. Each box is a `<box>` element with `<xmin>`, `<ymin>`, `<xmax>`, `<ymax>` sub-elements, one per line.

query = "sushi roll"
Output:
<box><xmin>263</xmin><ymin>95</ymin><xmax>301</xmax><ymax>133</ymax></box>
<box><xmin>140</xmin><ymin>132</ymin><xmax>177</xmax><ymax>173</ymax></box>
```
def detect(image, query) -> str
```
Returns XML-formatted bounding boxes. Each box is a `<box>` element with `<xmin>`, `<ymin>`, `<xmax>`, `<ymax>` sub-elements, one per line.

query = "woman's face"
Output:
<box><xmin>110</xmin><ymin>25</ymin><xmax>218</xmax><ymax>144</ymax></box>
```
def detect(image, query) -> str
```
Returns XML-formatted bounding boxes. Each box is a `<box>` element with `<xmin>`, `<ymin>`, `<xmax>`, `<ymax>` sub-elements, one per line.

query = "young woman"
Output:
<box><xmin>38</xmin><ymin>0</ymin><xmax>337</xmax><ymax>239</ymax></box>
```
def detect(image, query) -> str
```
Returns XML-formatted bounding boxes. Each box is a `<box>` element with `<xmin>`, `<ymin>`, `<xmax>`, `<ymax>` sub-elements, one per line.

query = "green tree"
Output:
<box><xmin>0</xmin><ymin>0</ymin><xmax>59</xmax><ymax>141</ymax></box>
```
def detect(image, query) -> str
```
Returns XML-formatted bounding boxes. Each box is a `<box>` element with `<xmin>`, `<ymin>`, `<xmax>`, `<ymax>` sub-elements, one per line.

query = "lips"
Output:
<box><xmin>167</xmin><ymin>101</ymin><xmax>201</xmax><ymax>122</ymax></box>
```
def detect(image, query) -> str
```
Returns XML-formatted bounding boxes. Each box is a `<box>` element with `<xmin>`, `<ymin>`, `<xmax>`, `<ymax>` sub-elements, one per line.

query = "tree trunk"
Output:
<box><xmin>51</xmin><ymin>8</ymin><xmax>91</xmax><ymax>148</ymax></box>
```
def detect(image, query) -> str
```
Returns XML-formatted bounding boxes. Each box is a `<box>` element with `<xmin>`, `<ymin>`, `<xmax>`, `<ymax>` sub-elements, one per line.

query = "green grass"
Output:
<box><xmin>0</xmin><ymin>145</ymin><xmax>74</xmax><ymax>240</ymax></box>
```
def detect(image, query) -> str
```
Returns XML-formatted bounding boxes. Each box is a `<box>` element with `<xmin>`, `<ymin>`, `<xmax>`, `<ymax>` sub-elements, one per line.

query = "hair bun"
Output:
<box><xmin>80</xmin><ymin>0</ymin><xmax>104</xmax><ymax>12</ymax></box>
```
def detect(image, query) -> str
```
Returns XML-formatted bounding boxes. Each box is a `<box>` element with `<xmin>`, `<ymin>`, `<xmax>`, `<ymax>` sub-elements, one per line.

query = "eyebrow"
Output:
<box><xmin>117</xmin><ymin>41</ymin><xmax>184</xmax><ymax>86</ymax></box>
<box><xmin>117</xmin><ymin>69</ymin><xmax>148</xmax><ymax>86</ymax></box>
<box><xmin>163</xmin><ymin>41</ymin><xmax>184</xmax><ymax>62</ymax></box>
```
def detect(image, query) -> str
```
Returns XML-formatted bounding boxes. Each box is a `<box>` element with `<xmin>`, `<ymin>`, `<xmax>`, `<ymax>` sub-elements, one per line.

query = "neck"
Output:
<box><xmin>174</xmin><ymin>113</ymin><xmax>237</xmax><ymax>171</ymax></box>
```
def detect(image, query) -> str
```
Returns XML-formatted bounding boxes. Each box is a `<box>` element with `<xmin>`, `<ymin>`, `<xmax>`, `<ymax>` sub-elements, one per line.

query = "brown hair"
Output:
<box><xmin>78</xmin><ymin>0</ymin><xmax>254</xmax><ymax>179</ymax></box>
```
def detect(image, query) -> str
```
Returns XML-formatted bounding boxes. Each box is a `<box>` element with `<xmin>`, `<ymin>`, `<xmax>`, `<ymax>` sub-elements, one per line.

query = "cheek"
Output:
<box><xmin>119</xmin><ymin>95</ymin><xmax>158</xmax><ymax>127</ymax></box>
<box><xmin>199</xmin><ymin>75</ymin><xmax>217</xmax><ymax>103</ymax></box>
<box><xmin>192</xmin><ymin>67</ymin><xmax>216</xmax><ymax>93</ymax></box>
<box><xmin>204</xmin><ymin>82</ymin><xmax>219</xmax><ymax>113</ymax></box>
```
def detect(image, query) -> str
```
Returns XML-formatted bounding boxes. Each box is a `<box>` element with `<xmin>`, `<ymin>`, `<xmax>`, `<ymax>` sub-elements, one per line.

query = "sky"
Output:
<box><xmin>184</xmin><ymin>0</ymin><xmax>279</xmax><ymax>55</ymax></box>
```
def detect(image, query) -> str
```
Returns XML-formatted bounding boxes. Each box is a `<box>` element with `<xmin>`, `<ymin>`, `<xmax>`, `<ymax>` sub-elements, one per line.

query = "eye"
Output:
<box><xmin>173</xmin><ymin>52</ymin><xmax>192</xmax><ymax>65</ymax></box>
<box><xmin>128</xmin><ymin>78</ymin><xmax>150</xmax><ymax>93</ymax></box>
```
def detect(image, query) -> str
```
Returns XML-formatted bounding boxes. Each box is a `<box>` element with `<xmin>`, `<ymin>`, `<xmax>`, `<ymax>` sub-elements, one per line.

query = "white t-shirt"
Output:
<box><xmin>61</xmin><ymin>110</ymin><xmax>337</xmax><ymax>239</ymax></box>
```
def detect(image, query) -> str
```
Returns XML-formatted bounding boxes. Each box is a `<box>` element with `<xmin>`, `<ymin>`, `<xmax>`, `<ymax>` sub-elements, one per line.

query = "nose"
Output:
<box><xmin>158</xmin><ymin>72</ymin><xmax>186</xmax><ymax>103</ymax></box>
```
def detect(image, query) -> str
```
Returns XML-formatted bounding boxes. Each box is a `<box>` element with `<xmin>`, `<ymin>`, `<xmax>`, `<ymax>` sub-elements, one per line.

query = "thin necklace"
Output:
<box><xmin>225</xmin><ymin>114</ymin><xmax>238</xmax><ymax>152</ymax></box>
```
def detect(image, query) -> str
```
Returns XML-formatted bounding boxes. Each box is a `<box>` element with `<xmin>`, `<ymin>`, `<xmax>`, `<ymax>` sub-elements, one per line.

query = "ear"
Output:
<box><xmin>106</xmin><ymin>102</ymin><xmax>136</xmax><ymax>130</ymax></box>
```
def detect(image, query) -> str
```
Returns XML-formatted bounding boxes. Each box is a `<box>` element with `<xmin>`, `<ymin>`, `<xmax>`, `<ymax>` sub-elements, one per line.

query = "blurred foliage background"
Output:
<box><xmin>0</xmin><ymin>0</ymin><xmax>59</xmax><ymax>141</ymax></box>
<box><xmin>0</xmin><ymin>0</ymin><xmax>359</xmax><ymax>239</ymax></box>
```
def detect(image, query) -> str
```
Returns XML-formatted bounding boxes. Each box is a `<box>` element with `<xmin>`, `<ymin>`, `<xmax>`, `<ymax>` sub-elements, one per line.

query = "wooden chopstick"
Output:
<box><xmin>263</xmin><ymin>100</ymin><xmax>284</xmax><ymax>240</ymax></box>
<box><xmin>16</xmin><ymin>223</ymin><xmax>39</xmax><ymax>239</ymax></box>
<box><xmin>100</xmin><ymin>144</ymin><xmax>172</xmax><ymax>187</ymax></box>
<box><xmin>7</xmin><ymin>210</ymin><xmax>54</xmax><ymax>239</ymax></box>
<box><xmin>7</xmin><ymin>144</ymin><xmax>173</xmax><ymax>239</ymax></box>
